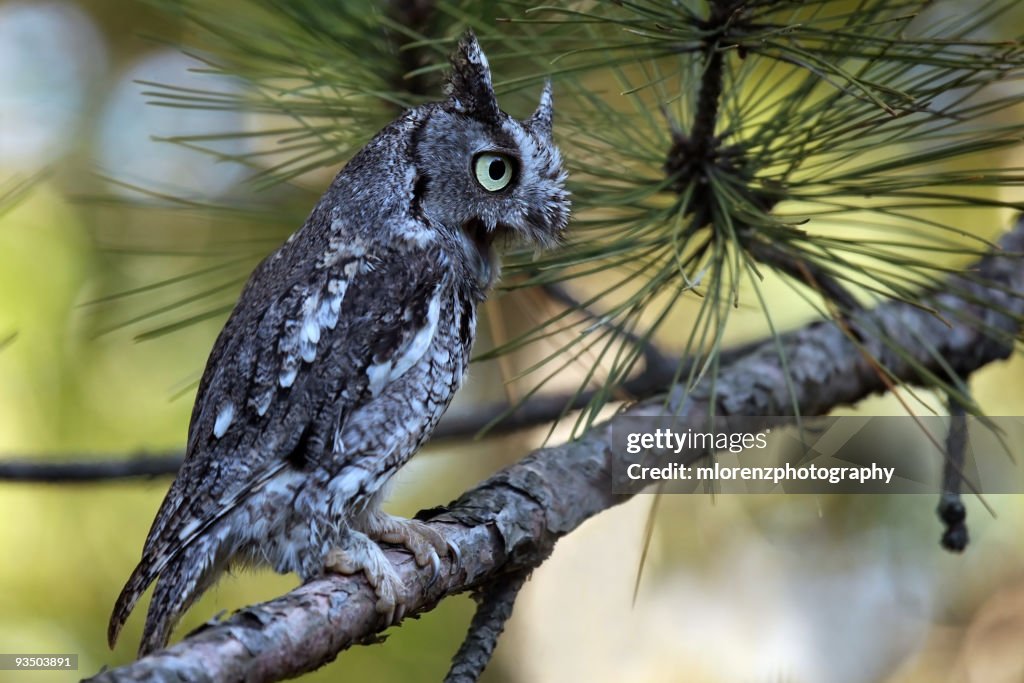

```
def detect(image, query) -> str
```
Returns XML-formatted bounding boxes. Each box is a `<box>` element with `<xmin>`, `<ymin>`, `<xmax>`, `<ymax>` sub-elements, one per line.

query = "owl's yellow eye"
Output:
<box><xmin>473</xmin><ymin>153</ymin><xmax>515</xmax><ymax>192</ymax></box>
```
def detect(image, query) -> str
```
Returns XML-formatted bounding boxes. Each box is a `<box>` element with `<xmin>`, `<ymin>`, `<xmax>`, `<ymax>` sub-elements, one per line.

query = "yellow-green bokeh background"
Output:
<box><xmin>3</xmin><ymin>2</ymin><xmax>1024</xmax><ymax>682</ymax></box>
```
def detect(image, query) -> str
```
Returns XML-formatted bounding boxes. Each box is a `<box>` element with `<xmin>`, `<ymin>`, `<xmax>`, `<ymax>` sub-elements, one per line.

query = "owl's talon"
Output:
<box><xmin>446</xmin><ymin>539</ymin><xmax>462</xmax><ymax>572</ymax></box>
<box><xmin>425</xmin><ymin>552</ymin><xmax>442</xmax><ymax>589</ymax></box>
<box><xmin>324</xmin><ymin>536</ymin><xmax>406</xmax><ymax>626</ymax></box>
<box><xmin>392</xmin><ymin>601</ymin><xmax>407</xmax><ymax>623</ymax></box>
<box><xmin>362</xmin><ymin>514</ymin><xmax>448</xmax><ymax>565</ymax></box>
<box><xmin>375</xmin><ymin>595</ymin><xmax>399</xmax><ymax>625</ymax></box>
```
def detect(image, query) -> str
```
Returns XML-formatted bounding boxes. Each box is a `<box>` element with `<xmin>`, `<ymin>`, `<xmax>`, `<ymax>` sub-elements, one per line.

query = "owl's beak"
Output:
<box><xmin>462</xmin><ymin>217</ymin><xmax>498</xmax><ymax>250</ymax></box>
<box><xmin>461</xmin><ymin>217</ymin><xmax>501</xmax><ymax>287</ymax></box>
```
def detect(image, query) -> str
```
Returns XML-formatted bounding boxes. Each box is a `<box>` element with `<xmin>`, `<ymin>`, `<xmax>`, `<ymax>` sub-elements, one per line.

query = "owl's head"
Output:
<box><xmin>413</xmin><ymin>32</ymin><xmax>570</xmax><ymax>282</ymax></box>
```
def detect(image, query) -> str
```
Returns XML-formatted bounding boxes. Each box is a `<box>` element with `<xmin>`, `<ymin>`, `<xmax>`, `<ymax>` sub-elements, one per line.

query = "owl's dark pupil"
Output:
<box><xmin>488</xmin><ymin>158</ymin><xmax>506</xmax><ymax>181</ymax></box>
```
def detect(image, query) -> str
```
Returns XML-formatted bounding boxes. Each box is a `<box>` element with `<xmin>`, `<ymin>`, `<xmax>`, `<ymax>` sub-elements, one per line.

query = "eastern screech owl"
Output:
<box><xmin>108</xmin><ymin>31</ymin><xmax>569</xmax><ymax>656</ymax></box>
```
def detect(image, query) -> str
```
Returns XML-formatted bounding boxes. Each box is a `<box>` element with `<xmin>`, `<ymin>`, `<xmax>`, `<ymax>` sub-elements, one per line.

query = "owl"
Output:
<box><xmin>107</xmin><ymin>31</ymin><xmax>569</xmax><ymax>656</ymax></box>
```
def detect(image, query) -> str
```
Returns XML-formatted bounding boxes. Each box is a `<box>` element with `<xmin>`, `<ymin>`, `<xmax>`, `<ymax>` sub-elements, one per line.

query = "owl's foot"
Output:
<box><xmin>362</xmin><ymin>512</ymin><xmax>458</xmax><ymax>587</ymax></box>
<box><xmin>323</xmin><ymin>532</ymin><xmax>405</xmax><ymax>624</ymax></box>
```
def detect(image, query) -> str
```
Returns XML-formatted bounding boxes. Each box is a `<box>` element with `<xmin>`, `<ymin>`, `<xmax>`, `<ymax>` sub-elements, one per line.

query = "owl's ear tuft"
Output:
<box><xmin>527</xmin><ymin>81</ymin><xmax>554</xmax><ymax>138</ymax></box>
<box><xmin>446</xmin><ymin>31</ymin><xmax>500</xmax><ymax>121</ymax></box>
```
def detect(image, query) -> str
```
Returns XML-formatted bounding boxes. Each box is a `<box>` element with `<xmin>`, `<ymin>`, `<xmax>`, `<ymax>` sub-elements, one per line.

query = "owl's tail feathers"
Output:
<box><xmin>107</xmin><ymin>559</ymin><xmax>160</xmax><ymax>651</ymax></box>
<box><xmin>108</xmin><ymin>544</ymin><xmax>216</xmax><ymax>657</ymax></box>
<box><xmin>138</xmin><ymin>558</ymin><xmax>207</xmax><ymax>657</ymax></box>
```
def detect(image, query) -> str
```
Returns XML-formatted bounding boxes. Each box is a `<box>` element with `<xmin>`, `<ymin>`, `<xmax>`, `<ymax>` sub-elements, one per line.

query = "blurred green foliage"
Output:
<box><xmin>3</xmin><ymin>1</ymin><xmax>1024</xmax><ymax>681</ymax></box>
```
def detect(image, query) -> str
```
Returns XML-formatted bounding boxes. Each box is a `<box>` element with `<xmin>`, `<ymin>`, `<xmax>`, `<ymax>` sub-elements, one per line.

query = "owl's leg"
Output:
<box><xmin>323</xmin><ymin>530</ymin><xmax>405</xmax><ymax>623</ymax></box>
<box><xmin>325</xmin><ymin>494</ymin><xmax>457</xmax><ymax>624</ymax></box>
<box><xmin>359</xmin><ymin>509</ymin><xmax>454</xmax><ymax>584</ymax></box>
<box><xmin>355</xmin><ymin>483</ymin><xmax>458</xmax><ymax>584</ymax></box>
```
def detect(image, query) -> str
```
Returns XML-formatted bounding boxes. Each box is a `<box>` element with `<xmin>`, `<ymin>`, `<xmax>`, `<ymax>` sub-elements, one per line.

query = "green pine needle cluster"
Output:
<box><xmin>96</xmin><ymin>0</ymin><xmax>1024</xmax><ymax>429</ymax></box>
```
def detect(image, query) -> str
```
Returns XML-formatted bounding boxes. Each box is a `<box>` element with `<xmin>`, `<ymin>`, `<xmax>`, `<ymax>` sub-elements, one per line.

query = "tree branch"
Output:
<box><xmin>86</xmin><ymin>217</ymin><xmax>1024</xmax><ymax>682</ymax></box>
<box><xmin>443</xmin><ymin>568</ymin><xmax>531</xmax><ymax>683</ymax></box>
<box><xmin>0</xmin><ymin>453</ymin><xmax>183</xmax><ymax>483</ymax></box>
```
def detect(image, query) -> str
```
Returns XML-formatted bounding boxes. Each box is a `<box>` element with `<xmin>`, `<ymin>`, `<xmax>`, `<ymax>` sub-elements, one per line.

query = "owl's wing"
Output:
<box><xmin>109</xmin><ymin>237</ymin><xmax>450</xmax><ymax>645</ymax></box>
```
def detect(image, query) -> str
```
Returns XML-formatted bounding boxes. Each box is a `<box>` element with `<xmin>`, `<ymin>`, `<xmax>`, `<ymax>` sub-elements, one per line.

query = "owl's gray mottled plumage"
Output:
<box><xmin>108</xmin><ymin>32</ymin><xmax>569</xmax><ymax>656</ymax></box>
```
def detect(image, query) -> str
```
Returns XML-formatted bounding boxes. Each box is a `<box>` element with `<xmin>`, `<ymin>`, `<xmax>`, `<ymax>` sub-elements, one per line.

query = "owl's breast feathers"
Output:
<box><xmin>109</xmin><ymin>230</ymin><xmax>477</xmax><ymax>646</ymax></box>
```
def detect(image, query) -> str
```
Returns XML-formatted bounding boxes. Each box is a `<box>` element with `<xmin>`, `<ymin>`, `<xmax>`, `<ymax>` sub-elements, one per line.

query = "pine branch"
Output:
<box><xmin>86</xmin><ymin>216</ymin><xmax>1024</xmax><ymax>683</ymax></box>
<box><xmin>939</xmin><ymin>398</ymin><xmax>970</xmax><ymax>551</ymax></box>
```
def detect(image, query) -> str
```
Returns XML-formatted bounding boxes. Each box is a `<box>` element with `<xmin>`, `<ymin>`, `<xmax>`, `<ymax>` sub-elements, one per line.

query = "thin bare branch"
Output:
<box><xmin>0</xmin><ymin>452</ymin><xmax>183</xmax><ymax>483</ymax></box>
<box><xmin>443</xmin><ymin>569</ymin><xmax>531</xmax><ymax>683</ymax></box>
<box><xmin>939</xmin><ymin>399</ymin><xmax>970</xmax><ymax>552</ymax></box>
